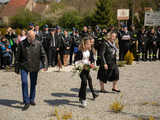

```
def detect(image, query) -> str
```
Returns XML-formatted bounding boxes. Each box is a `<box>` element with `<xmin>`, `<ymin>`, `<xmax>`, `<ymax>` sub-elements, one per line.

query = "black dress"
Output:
<box><xmin>97</xmin><ymin>40</ymin><xmax>119</xmax><ymax>83</ymax></box>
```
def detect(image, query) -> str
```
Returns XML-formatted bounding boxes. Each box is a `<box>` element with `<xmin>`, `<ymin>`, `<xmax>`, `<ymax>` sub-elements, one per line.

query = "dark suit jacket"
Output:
<box><xmin>48</xmin><ymin>33</ymin><xmax>59</xmax><ymax>49</ymax></box>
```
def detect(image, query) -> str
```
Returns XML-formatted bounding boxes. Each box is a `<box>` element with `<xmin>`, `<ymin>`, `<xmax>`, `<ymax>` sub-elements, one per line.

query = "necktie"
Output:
<box><xmin>53</xmin><ymin>35</ymin><xmax>55</xmax><ymax>47</ymax></box>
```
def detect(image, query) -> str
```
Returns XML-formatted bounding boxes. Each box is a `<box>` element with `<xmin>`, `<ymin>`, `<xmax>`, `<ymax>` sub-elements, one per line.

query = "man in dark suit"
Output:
<box><xmin>48</xmin><ymin>28</ymin><xmax>59</xmax><ymax>67</ymax></box>
<box><xmin>55</xmin><ymin>26</ymin><xmax>63</xmax><ymax>65</ymax></box>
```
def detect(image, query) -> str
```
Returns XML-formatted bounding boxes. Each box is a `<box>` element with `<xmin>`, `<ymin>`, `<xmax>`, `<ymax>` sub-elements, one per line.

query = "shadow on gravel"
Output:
<box><xmin>44</xmin><ymin>99</ymin><xmax>82</xmax><ymax>108</ymax></box>
<box><xmin>70</xmin><ymin>88</ymin><xmax>99</xmax><ymax>93</ymax></box>
<box><xmin>51</xmin><ymin>93</ymin><xmax>77</xmax><ymax>98</ymax></box>
<box><xmin>121</xmin><ymin>112</ymin><xmax>160</xmax><ymax>120</ymax></box>
<box><xmin>0</xmin><ymin>99</ymin><xmax>23</xmax><ymax>109</ymax></box>
<box><xmin>70</xmin><ymin>88</ymin><xmax>115</xmax><ymax>94</ymax></box>
<box><xmin>107</xmin><ymin>111</ymin><xmax>160</xmax><ymax>120</ymax></box>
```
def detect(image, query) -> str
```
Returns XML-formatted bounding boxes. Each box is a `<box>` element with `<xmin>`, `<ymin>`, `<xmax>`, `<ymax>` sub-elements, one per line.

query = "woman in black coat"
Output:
<box><xmin>97</xmin><ymin>32</ymin><xmax>120</xmax><ymax>93</ymax></box>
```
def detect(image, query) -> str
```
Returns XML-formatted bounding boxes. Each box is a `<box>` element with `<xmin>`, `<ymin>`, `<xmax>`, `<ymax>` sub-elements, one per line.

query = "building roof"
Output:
<box><xmin>0</xmin><ymin>0</ymin><xmax>28</xmax><ymax>17</ymax></box>
<box><xmin>0</xmin><ymin>0</ymin><xmax>10</xmax><ymax>4</ymax></box>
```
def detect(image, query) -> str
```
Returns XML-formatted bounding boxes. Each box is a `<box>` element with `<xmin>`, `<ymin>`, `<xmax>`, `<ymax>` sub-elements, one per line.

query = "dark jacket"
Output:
<box><xmin>41</xmin><ymin>31</ymin><xmax>50</xmax><ymax>53</ymax></box>
<box><xmin>157</xmin><ymin>30</ymin><xmax>160</xmax><ymax>45</ymax></box>
<box><xmin>120</xmin><ymin>31</ymin><xmax>131</xmax><ymax>49</ymax></box>
<box><xmin>80</xmin><ymin>31</ymin><xmax>89</xmax><ymax>38</ymax></box>
<box><xmin>130</xmin><ymin>30</ymin><xmax>138</xmax><ymax>44</ymax></box>
<box><xmin>71</xmin><ymin>33</ymin><xmax>81</xmax><ymax>47</ymax></box>
<box><xmin>48</xmin><ymin>33</ymin><xmax>59</xmax><ymax>49</ymax></box>
<box><xmin>62</xmin><ymin>35</ymin><xmax>72</xmax><ymax>50</ymax></box>
<box><xmin>148</xmin><ymin>32</ymin><xmax>157</xmax><ymax>45</ymax></box>
<box><xmin>100</xmin><ymin>40</ymin><xmax>117</xmax><ymax>68</ymax></box>
<box><xmin>55</xmin><ymin>32</ymin><xmax>63</xmax><ymax>50</ymax></box>
<box><xmin>15</xmin><ymin>38</ymin><xmax>48</xmax><ymax>72</ymax></box>
<box><xmin>138</xmin><ymin>30</ymin><xmax>148</xmax><ymax>45</ymax></box>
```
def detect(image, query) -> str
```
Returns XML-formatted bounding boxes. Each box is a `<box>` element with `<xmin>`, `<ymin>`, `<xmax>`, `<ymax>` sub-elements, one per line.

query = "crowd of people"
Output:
<box><xmin>0</xmin><ymin>24</ymin><xmax>160</xmax><ymax>69</ymax></box>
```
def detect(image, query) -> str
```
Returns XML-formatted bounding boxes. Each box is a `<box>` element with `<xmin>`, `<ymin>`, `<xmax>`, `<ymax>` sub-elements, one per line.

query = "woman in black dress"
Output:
<box><xmin>97</xmin><ymin>32</ymin><xmax>120</xmax><ymax>93</ymax></box>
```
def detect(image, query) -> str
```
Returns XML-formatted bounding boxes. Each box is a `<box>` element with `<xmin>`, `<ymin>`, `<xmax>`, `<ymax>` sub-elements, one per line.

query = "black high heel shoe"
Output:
<box><xmin>112</xmin><ymin>88</ymin><xmax>121</xmax><ymax>93</ymax></box>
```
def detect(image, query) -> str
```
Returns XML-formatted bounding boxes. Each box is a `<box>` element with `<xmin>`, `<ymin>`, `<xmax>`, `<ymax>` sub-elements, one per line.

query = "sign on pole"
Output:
<box><xmin>144</xmin><ymin>11</ymin><xmax>160</xmax><ymax>26</ymax></box>
<box><xmin>117</xmin><ymin>9</ymin><xmax>130</xmax><ymax>20</ymax></box>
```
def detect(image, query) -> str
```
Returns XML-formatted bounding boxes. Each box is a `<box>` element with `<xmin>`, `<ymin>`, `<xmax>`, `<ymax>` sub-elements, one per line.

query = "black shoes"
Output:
<box><xmin>22</xmin><ymin>101</ymin><xmax>36</xmax><ymax>111</ymax></box>
<box><xmin>112</xmin><ymin>89</ymin><xmax>121</xmax><ymax>93</ymax></box>
<box><xmin>30</xmin><ymin>101</ymin><xmax>36</xmax><ymax>106</ymax></box>
<box><xmin>93</xmin><ymin>93</ymin><xmax>99</xmax><ymax>100</ymax></box>
<box><xmin>22</xmin><ymin>104</ymin><xmax>30</xmax><ymax>111</ymax></box>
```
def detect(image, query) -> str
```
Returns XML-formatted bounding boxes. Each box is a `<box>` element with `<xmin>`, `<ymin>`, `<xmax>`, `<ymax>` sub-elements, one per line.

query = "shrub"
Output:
<box><xmin>124</xmin><ymin>50</ymin><xmax>134</xmax><ymax>65</ymax></box>
<box><xmin>109</xmin><ymin>94</ymin><xmax>124</xmax><ymax>113</ymax></box>
<box><xmin>53</xmin><ymin>107</ymin><xmax>72</xmax><ymax>120</ymax></box>
<box><xmin>110</xmin><ymin>100</ymin><xmax>124</xmax><ymax>113</ymax></box>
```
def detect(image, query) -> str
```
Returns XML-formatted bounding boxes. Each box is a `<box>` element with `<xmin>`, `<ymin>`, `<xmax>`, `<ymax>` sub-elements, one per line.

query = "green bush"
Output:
<box><xmin>10</xmin><ymin>9</ymin><xmax>41</xmax><ymax>29</ymax></box>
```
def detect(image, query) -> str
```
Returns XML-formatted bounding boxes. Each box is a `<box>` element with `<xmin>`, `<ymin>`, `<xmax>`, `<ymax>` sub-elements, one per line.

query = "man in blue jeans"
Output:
<box><xmin>15</xmin><ymin>30</ymin><xmax>48</xmax><ymax>111</ymax></box>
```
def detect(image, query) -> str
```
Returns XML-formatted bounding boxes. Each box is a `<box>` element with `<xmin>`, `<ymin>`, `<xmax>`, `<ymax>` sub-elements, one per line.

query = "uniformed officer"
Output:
<box><xmin>138</xmin><ymin>26</ymin><xmax>148</xmax><ymax>61</ymax></box>
<box><xmin>119</xmin><ymin>26</ymin><xmax>131</xmax><ymax>60</ymax></box>
<box><xmin>147</xmin><ymin>28</ymin><xmax>157</xmax><ymax>61</ymax></box>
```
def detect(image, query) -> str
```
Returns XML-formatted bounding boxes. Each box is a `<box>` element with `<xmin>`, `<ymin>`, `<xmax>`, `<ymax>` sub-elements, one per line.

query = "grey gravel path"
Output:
<box><xmin>0</xmin><ymin>61</ymin><xmax>160</xmax><ymax>120</ymax></box>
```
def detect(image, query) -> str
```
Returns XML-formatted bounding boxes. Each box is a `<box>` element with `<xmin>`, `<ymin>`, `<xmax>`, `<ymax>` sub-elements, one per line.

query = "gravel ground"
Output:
<box><xmin>0</xmin><ymin>61</ymin><xmax>160</xmax><ymax>120</ymax></box>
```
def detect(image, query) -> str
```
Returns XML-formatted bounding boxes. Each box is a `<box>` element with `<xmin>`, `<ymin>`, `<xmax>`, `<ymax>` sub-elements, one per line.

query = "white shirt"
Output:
<box><xmin>82</xmin><ymin>50</ymin><xmax>90</xmax><ymax>65</ymax></box>
<box><xmin>20</xmin><ymin>36</ymin><xmax>27</xmax><ymax>41</ymax></box>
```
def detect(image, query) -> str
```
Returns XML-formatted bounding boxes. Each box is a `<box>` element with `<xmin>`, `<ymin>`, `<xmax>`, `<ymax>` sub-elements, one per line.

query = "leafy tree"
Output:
<box><xmin>92</xmin><ymin>0</ymin><xmax>116</xmax><ymax>28</ymax></box>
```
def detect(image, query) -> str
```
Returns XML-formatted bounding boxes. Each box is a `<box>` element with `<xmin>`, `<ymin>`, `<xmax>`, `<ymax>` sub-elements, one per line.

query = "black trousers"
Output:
<box><xmin>119</xmin><ymin>45</ymin><xmax>130</xmax><ymax>61</ymax></box>
<box><xmin>141</xmin><ymin>44</ymin><xmax>148</xmax><ymax>61</ymax></box>
<box><xmin>146</xmin><ymin>44</ymin><xmax>156</xmax><ymax>61</ymax></box>
<box><xmin>69</xmin><ymin>49</ymin><xmax>74</xmax><ymax>65</ymax></box>
<box><xmin>153</xmin><ymin>45</ymin><xmax>158</xmax><ymax>60</ymax></box>
<box><xmin>79</xmin><ymin>70</ymin><xmax>96</xmax><ymax>100</ymax></box>
<box><xmin>48</xmin><ymin>47</ymin><xmax>56</xmax><ymax>66</ymax></box>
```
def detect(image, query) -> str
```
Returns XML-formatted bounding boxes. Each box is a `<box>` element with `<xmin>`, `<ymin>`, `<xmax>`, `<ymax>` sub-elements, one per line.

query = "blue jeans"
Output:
<box><xmin>21</xmin><ymin>69</ymin><xmax>38</xmax><ymax>104</ymax></box>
